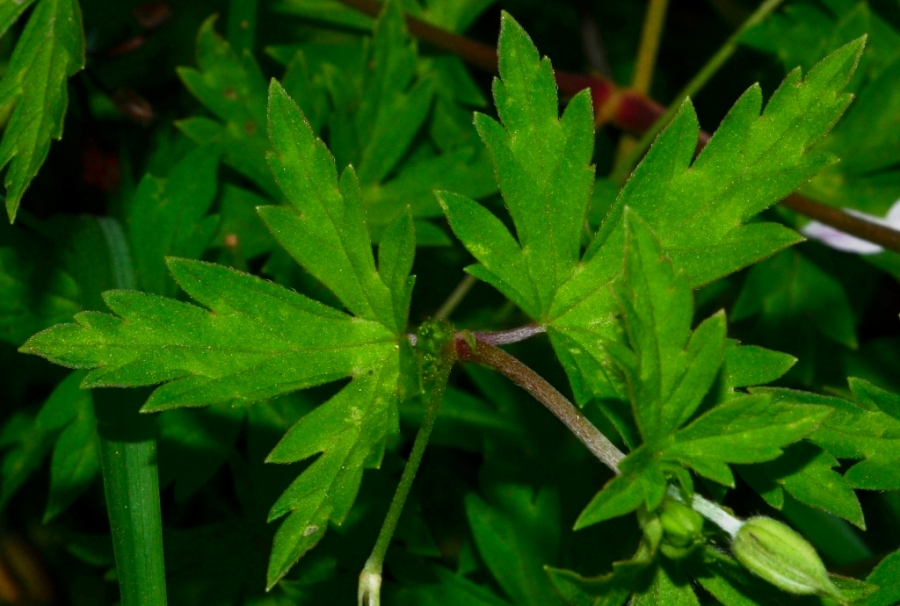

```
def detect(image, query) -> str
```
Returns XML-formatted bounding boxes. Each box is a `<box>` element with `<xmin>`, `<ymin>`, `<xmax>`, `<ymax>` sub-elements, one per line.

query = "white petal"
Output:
<box><xmin>885</xmin><ymin>198</ymin><xmax>900</xmax><ymax>225</ymax></box>
<box><xmin>801</xmin><ymin>221</ymin><xmax>884</xmax><ymax>254</ymax></box>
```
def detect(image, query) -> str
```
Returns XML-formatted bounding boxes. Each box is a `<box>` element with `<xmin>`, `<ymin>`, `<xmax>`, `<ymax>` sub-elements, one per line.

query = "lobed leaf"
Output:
<box><xmin>21</xmin><ymin>258</ymin><xmax>398</xmax><ymax>411</ymax></box>
<box><xmin>442</xmin><ymin>11</ymin><xmax>594</xmax><ymax>320</ymax></box>
<box><xmin>261</xmin><ymin>80</ymin><xmax>409</xmax><ymax>333</ymax></box>
<box><xmin>265</xmin><ymin>356</ymin><xmax>401</xmax><ymax>587</ymax></box>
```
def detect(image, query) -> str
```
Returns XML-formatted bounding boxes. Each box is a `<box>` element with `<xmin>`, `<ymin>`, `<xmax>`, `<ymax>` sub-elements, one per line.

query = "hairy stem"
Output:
<box><xmin>458</xmin><ymin>333</ymin><xmax>753</xmax><ymax>537</ymax></box>
<box><xmin>359</xmin><ymin>350</ymin><xmax>454</xmax><ymax>606</ymax></box>
<box><xmin>456</xmin><ymin>335</ymin><xmax>625</xmax><ymax>470</ymax></box>
<box><xmin>611</xmin><ymin>0</ymin><xmax>785</xmax><ymax>180</ymax></box>
<box><xmin>471</xmin><ymin>323</ymin><xmax>546</xmax><ymax>345</ymax></box>
<box><xmin>667</xmin><ymin>485</ymin><xmax>743</xmax><ymax>537</ymax></box>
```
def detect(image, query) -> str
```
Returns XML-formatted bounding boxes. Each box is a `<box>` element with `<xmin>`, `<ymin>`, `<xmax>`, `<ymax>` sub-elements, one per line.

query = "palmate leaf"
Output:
<box><xmin>21</xmin><ymin>82</ymin><xmax>417</xmax><ymax>588</ymax></box>
<box><xmin>575</xmin><ymin>216</ymin><xmax>830</xmax><ymax>529</ymax></box>
<box><xmin>324</xmin><ymin>0</ymin><xmax>495</xmax><ymax>241</ymax></box>
<box><xmin>441</xmin><ymin>11</ymin><xmax>863</xmax><ymax>405</ymax></box>
<box><xmin>0</xmin><ymin>0</ymin><xmax>85</xmax><ymax>221</ymax></box>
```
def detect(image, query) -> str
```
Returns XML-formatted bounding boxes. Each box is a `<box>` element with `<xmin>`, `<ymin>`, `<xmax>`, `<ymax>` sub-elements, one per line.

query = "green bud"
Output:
<box><xmin>659</xmin><ymin>499</ymin><xmax>704</xmax><ymax>548</ymax></box>
<box><xmin>732</xmin><ymin>517</ymin><xmax>841</xmax><ymax>600</ymax></box>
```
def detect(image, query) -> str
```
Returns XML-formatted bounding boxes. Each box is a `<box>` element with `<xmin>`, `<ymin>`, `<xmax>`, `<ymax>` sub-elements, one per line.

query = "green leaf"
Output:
<box><xmin>260</xmin><ymin>80</ymin><xmax>406</xmax><ymax>333</ymax></box>
<box><xmin>721</xmin><ymin>341</ymin><xmax>796</xmax><ymax>393</ymax></box>
<box><xmin>0</xmin><ymin>0</ymin><xmax>85</xmax><ymax>221</ymax></box>
<box><xmin>849</xmin><ymin>377</ymin><xmax>900</xmax><ymax>421</ymax></box>
<box><xmin>862</xmin><ymin>547</ymin><xmax>900</xmax><ymax>606</ymax></box>
<box><xmin>739</xmin><ymin>443</ymin><xmax>864</xmax><ymax>529</ymax></box>
<box><xmin>575</xmin><ymin>450</ymin><xmax>667</xmax><ymax>527</ymax></box>
<box><xmin>129</xmin><ymin>145</ymin><xmax>221</xmax><ymax>296</ymax></box>
<box><xmin>743</xmin><ymin>2</ymin><xmax>900</xmax><ymax>213</ymax></box>
<box><xmin>265</xmin><ymin>356</ymin><xmax>401</xmax><ymax>588</ymax></box>
<box><xmin>177</xmin><ymin>17</ymin><xmax>277</xmax><ymax>197</ymax></box>
<box><xmin>664</xmin><ymin>394</ymin><xmax>831</xmax><ymax>486</ymax></box>
<box><xmin>44</xmin><ymin>410</ymin><xmax>100</xmax><ymax>522</ymax></box>
<box><xmin>607</xmin><ymin>39</ymin><xmax>860</xmax><ymax>284</ymax></box>
<box><xmin>768</xmin><ymin>386</ymin><xmax>900</xmax><ymax>491</ymax></box>
<box><xmin>0</xmin><ymin>0</ymin><xmax>37</xmax><ymax>39</ymax></box>
<box><xmin>212</xmin><ymin>185</ymin><xmax>277</xmax><ymax>260</ymax></box>
<box><xmin>465</xmin><ymin>484</ymin><xmax>567</xmax><ymax>606</ymax></box>
<box><xmin>612</xmin><ymin>211</ymin><xmax>727</xmax><ymax>445</ymax></box>
<box><xmin>544</xmin><ymin>566</ymin><xmax>632</xmax><ymax>606</ymax></box>
<box><xmin>0</xmin><ymin>221</ymin><xmax>80</xmax><ymax>346</ymax></box>
<box><xmin>631</xmin><ymin>563</ymin><xmax>699</xmax><ymax>606</ymax></box>
<box><xmin>442</xmin><ymin>11</ymin><xmax>594</xmax><ymax>320</ymax></box>
<box><xmin>21</xmin><ymin>258</ymin><xmax>397</xmax><ymax>411</ymax></box>
<box><xmin>22</xmin><ymin>74</ymin><xmax>419</xmax><ymax>589</ymax></box>
<box><xmin>732</xmin><ymin>248</ymin><xmax>858</xmax><ymax>350</ymax></box>
<box><xmin>0</xmin><ymin>371</ymin><xmax>87</xmax><ymax>508</ymax></box>
<box><xmin>547</xmin><ymin>37</ymin><xmax>862</xmax><ymax>405</ymax></box>
<box><xmin>353</xmin><ymin>0</ymin><xmax>434</xmax><ymax>187</ymax></box>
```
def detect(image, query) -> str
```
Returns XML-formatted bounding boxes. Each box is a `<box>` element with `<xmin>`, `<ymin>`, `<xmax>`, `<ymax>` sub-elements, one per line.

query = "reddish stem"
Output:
<box><xmin>455</xmin><ymin>333</ymin><xmax>625</xmax><ymax>471</ymax></box>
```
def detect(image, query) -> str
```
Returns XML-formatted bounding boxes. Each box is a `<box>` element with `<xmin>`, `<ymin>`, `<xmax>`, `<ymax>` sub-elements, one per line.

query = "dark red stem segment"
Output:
<box><xmin>456</xmin><ymin>334</ymin><xmax>625</xmax><ymax>471</ymax></box>
<box><xmin>336</xmin><ymin>0</ymin><xmax>900</xmax><ymax>254</ymax></box>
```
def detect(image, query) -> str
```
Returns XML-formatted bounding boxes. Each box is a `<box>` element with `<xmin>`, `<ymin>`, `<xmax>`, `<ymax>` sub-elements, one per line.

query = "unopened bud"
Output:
<box><xmin>732</xmin><ymin>517</ymin><xmax>841</xmax><ymax>600</ymax></box>
<box><xmin>660</xmin><ymin>499</ymin><xmax>703</xmax><ymax>547</ymax></box>
<box><xmin>659</xmin><ymin>498</ymin><xmax>703</xmax><ymax>560</ymax></box>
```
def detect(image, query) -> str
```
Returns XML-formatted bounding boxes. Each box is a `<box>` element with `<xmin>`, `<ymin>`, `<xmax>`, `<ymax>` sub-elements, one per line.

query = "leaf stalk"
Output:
<box><xmin>359</xmin><ymin>337</ymin><xmax>455</xmax><ymax>606</ymax></box>
<box><xmin>455</xmin><ymin>334</ymin><xmax>625</xmax><ymax>471</ymax></box>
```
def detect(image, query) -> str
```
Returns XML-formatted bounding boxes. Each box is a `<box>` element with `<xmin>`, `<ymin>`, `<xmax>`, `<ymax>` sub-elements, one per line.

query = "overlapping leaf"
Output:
<box><xmin>441</xmin><ymin>11</ymin><xmax>863</xmax><ymax>407</ymax></box>
<box><xmin>0</xmin><ymin>221</ymin><xmax>80</xmax><ymax>346</ymax></box>
<box><xmin>21</xmin><ymin>80</ymin><xmax>417</xmax><ymax>588</ymax></box>
<box><xmin>766</xmin><ymin>380</ymin><xmax>900</xmax><ymax>492</ymax></box>
<box><xmin>177</xmin><ymin>17</ymin><xmax>277</xmax><ymax>197</ymax></box>
<box><xmin>743</xmin><ymin>1</ymin><xmax>900</xmax><ymax>214</ymax></box>
<box><xmin>575</xmin><ymin>216</ymin><xmax>830</xmax><ymax>529</ymax></box>
<box><xmin>0</xmin><ymin>0</ymin><xmax>85</xmax><ymax>221</ymax></box>
<box><xmin>129</xmin><ymin>145</ymin><xmax>221</xmax><ymax>296</ymax></box>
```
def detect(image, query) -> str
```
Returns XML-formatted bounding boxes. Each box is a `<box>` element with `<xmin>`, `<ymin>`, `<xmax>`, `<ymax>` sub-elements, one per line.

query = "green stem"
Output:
<box><xmin>94</xmin><ymin>391</ymin><xmax>167</xmax><ymax>606</ymax></box>
<box><xmin>616</xmin><ymin>0</ymin><xmax>670</xmax><ymax>165</ymax></box>
<box><xmin>611</xmin><ymin>0</ymin><xmax>785</xmax><ymax>182</ymax></box>
<box><xmin>95</xmin><ymin>217</ymin><xmax>167</xmax><ymax>606</ymax></box>
<box><xmin>631</xmin><ymin>0</ymin><xmax>669</xmax><ymax>95</ymax></box>
<box><xmin>359</xmin><ymin>352</ymin><xmax>454</xmax><ymax>606</ymax></box>
<box><xmin>227</xmin><ymin>0</ymin><xmax>259</xmax><ymax>54</ymax></box>
<box><xmin>434</xmin><ymin>274</ymin><xmax>477</xmax><ymax>321</ymax></box>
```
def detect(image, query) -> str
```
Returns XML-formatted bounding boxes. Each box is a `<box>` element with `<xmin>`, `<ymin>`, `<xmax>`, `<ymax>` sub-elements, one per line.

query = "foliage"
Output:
<box><xmin>2</xmin><ymin>0</ymin><xmax>900</xmax><ymax>605</ymax></box>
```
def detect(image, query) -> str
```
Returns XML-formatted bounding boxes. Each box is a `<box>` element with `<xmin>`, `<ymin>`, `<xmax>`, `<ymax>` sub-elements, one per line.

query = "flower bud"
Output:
<box><xmin>660</xmin><ymin>499</ymin><xmax>704</xmax><ymax>548</ymax></box>
<box><xmin>732</xmin><ymin>517</ymin><xmax>841</xmax><ymax>600</ymax></box>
